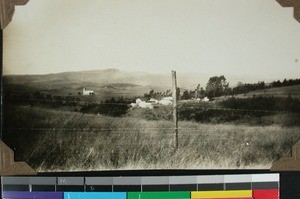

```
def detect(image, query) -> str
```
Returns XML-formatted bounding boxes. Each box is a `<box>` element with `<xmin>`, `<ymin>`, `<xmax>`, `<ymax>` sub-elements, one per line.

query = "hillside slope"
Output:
<box><xmin>239</xmin><ymin>85</ymin><xmax>300</xmax><ymax>99</ymax></box>
<box><xmin>3</xmin><ymin>69</ymin><xmax>173</xmax><ymax>98</ymax></box>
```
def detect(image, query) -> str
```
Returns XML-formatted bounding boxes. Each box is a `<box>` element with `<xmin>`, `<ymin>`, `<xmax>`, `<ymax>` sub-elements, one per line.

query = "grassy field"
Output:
<box><xmin>238</xmin><ymin>85</ymin><xmax>300</xmax><ymax>99</ymax></box>
<box><xmin>3</xmin><ymin>105</ymin><xmax>300</xmax><ymax>171</ymax></box>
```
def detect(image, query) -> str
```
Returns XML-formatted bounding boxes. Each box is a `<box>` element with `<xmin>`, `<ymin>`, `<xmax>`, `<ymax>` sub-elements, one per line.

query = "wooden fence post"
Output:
<box><xmin>172</xmin><ymin>71</ymin><xmax>178</xmax><ymax>149</ymax></box>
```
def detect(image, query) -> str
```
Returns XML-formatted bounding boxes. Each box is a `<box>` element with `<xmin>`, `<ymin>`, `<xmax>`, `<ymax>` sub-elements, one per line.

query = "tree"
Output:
<box><xmin>205</xmin><ymin>75</ymin><xmax>229</xmax><ymax>98</ymax></box>
<box><xmin>199</xmin><ymin>87</ymin><xmax>205</xmax><ymax>98</ymax></box>
<box><xmin>257</xmin><ymin>81</ymin><xmax>265</xmax><ymax>90</ymax></box>
<box><xmin>181</xmin><ymin>90</ymin><xmax>190</xmax><ymax>100</ymax></box>
<box><xmin>282</xmin><ymin>79</ymin><xmax>288</xmax><ymax>86</ymax></box>
<box><xmin>272</xmin><ymin>80</ymin><xmax>281</xmax><ymax>87</ymax></box>
<box><xmin>194</xmin><ymin>84</ymin><xmax>201</xmax><ymax>98</ymax></box>
<box><xmin>144</xmin><ymin>90</ymin><xmax>155</xmax><ymax>99</ymax></box>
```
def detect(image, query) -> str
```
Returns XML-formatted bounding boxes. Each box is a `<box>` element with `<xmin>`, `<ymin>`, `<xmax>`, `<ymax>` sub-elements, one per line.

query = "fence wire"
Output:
<box><xmin>4</xmin><ymin>97</ymin><xmax>295</xmax><ymax>114</ymax></box>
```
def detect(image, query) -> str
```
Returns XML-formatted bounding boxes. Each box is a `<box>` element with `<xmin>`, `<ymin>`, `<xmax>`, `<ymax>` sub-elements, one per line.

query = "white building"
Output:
<box><xmin>82</xmin><ymin>87</ymin><xmax>94</xmax><ymax>95</ymax></box>
<box><xmin>149</xmin><ymin>98</ymin><xmax>159</xmax><ymax>104</ymax></box>
<box><xmin>159</xmin><ymin>97</ymin><xmax>173</xmax><ymax>105</ymax></box>
<box><xmin>130</xmin><ymin>98</ymin><xmax>153</xmax><ymax>109</ymax></box>
<box><xmin>202</xmin><ymin>97</ymin><xmax>209</xmax><ymax>102</ymax></box>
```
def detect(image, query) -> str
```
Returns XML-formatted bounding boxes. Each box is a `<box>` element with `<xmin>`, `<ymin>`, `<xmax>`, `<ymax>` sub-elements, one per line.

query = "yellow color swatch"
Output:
<box><xmin>191</xmin><ymin>190</ymin><xmax>252</xmax><ymax>198</ymax></box>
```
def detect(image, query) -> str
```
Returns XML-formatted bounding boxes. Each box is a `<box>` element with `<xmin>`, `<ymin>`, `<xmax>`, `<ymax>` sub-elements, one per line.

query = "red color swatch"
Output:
<box><xmin>253</xmin><ymin>189</ymin><xmax>279</xmax><ymax>199</ymax></box>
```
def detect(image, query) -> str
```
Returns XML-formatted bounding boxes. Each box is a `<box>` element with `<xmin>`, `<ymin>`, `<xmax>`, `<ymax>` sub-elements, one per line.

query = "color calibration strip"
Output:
<box><xmin>1</xmin><ymin>173</ymin><xmax>279</xmax><ymax>199</ymax></box>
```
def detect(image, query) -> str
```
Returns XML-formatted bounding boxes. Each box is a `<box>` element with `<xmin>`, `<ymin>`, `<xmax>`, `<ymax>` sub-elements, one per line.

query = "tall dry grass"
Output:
<box><xmin>3</xmin><ymin>105</ymin><xmax>300</xmax><ymax>171</ymax></box>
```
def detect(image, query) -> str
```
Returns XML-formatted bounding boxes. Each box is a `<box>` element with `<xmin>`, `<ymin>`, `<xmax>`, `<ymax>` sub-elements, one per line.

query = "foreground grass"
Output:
<box><xmin>3</xmin><ymin>105</ymin><xmax>300</xmax><ymax>171</ymax></box>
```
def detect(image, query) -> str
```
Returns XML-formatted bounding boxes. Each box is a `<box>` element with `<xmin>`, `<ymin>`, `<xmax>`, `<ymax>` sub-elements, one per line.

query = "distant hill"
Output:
<box><xmin>3</xmin><ymin>69</ymin><xmax>206</xmax><ymax>89</ymax></box>
<box><xmin>3</xmin><ymin>69</ymin><xmax>166</xmax><ymax>87</ymax></box>
<box><xmin>3</xmin><ymin>69</ymin><xmax>200</xmax><ymax>100</ymax></box>
<box><xmin>3</xmin><ymin>69</ymin><xmax>208</xmax><ymax>93</ymax></box>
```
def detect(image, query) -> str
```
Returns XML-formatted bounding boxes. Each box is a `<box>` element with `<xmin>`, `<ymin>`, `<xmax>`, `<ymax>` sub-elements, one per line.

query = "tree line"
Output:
<box><xmin>232</xmin><ymin>78</ymin><xmax>300</xmax><ymax>95</ymax></box>
<box><xmin>143</xmin><ymin>77</ymin><xmax>300</xmax><ymax>100</ymax></box>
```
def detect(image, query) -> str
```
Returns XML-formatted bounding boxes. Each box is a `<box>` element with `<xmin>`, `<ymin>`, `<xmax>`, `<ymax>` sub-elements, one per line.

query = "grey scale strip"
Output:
<box><xmin>57</xmin><ymin>177</ymin><xmax>84</xmax><ymax>185</ymax></box>
<box><xmin>1</xmin><ymin>174</ymin><xmax>279</xmax><ymax>191</ymax></box>
<box><xmin>2</xmin><ymin>177</ymin><xmax>56</xmax><ymax>185</ymax></box>
<box><xmin>86</xmin><ymin>177</ymin><xmax>113</xmax><ymax>185</ymax></box>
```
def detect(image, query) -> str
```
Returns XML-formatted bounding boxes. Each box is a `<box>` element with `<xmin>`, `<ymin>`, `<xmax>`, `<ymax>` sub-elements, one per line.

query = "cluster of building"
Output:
<box><xmin>81</xmin><ymin>87</ymin><xmax>209</xmax><ymax>109</ymax></box>
<box><xmin>130</xmin><ymin>96</ymin><xmax>209</xmax><ymax>109</ymax></box>
<box><xmin>130</xmin><ymin>97</ymin><xmax>173</xmax><ymax>109</ymax></box>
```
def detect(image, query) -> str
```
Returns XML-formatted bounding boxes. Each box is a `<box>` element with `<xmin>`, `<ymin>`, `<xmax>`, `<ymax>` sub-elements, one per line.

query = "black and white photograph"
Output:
<box><xmin>2</xmin><ymin>0</ymin><xmax>300</xmax><ymax>172</ymax></box>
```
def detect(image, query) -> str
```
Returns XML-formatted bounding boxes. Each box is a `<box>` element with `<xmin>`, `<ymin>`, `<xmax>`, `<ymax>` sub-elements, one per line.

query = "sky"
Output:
<box><xmin>3</xmin><ymin>0</ymin><xmax>300</xmax><ymax>84</ymax></box>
